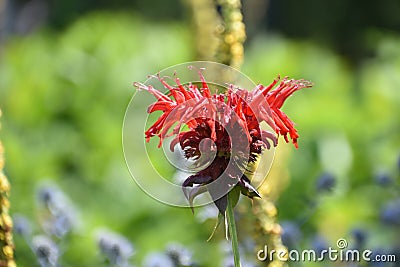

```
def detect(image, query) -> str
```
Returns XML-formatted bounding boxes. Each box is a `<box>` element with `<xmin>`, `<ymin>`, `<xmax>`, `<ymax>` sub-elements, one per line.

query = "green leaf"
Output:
<box><xmin>207</xmin><ymin>212</ymin><xmax>224</xmax><ymax>242</ymax></box>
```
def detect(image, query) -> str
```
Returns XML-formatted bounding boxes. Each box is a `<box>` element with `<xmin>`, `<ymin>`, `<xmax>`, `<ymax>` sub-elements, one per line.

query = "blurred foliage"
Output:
<box><xmin>5</xmin><ymin>0</ymin><xmax>400</xmax><ymax>66</ymax></box>
<box><xmin>0</xmin><ymin>12</ymin><xmax>220</xmax><ymax>267</ymax></box>
<box><xmin>243</xmin><ymin>32</ymin><xmax>400</xmax><ymax>262</ymax></box>
<box><xmin>0</xmin><ymin>5</ymin><xmax>400</xmax><ymax>267</ymax></box>
<box><xmin>267</xmin><ymin>0</ymin><xmax>400</xmax><ymax>63</ymax></box>
<box><xmin>8</xmin><ymin>0</ymin><xmax>185</xmax><ymax>29</ymax></box>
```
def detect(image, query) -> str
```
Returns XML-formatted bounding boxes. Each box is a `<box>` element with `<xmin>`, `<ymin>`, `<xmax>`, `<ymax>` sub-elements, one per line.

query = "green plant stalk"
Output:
<box><xmin>227</xmin><ymin>191</ymin><xmax>241</xmax><ymax>267</ymax></box>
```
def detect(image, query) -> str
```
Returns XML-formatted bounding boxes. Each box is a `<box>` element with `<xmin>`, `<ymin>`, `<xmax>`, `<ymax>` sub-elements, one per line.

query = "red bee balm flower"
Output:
<box><xmin>134</xmin><ymin>70</ymin><xmax>312</xmax><ymax>214</ymax></box>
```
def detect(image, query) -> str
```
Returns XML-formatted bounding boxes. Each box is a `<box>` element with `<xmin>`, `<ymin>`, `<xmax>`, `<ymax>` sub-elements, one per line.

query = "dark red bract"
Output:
<box><xmin>134</xmin><ymin>70</ymin><xmax>312</xmax><ymax>214</ymax></box>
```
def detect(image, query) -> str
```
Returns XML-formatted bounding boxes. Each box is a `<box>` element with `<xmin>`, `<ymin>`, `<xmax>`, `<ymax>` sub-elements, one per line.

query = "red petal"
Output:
<box><xmin>266</xmin><ymin>78</ymin><xmax>312</xmax><ymax>148</ymax></box>
<box><xmin>147</xmin><ymin>101</ymin><xmax>176</xmax><ymax>113</ymax></box>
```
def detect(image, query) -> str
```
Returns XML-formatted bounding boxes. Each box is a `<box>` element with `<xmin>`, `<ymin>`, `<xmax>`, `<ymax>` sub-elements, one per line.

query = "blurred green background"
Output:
<box><xmin>0</xmin><ymin>0</ymin><xmax>399</xmax><ymax>266</ymax></box>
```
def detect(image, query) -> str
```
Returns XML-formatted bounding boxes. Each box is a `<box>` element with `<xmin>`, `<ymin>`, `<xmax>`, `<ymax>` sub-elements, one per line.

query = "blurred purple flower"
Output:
<box><xmin>374</xmin><ymin>172</ymin><xmax>393</xmax><ymax>187</ymax></box>
<box><xmin>316</xmin><ymin>172</ymin><xmax>336</xmax><ymax>192</ymax></box>
<box><xmin>143</xmin><ymin>252</ymin><xmax>174</xmax><ymax>267</ymax></box>
<box><xmin>165</xmin><ymin>242</ymin><xmax>194</xmax><ymax>266</ymax></box>
<box><xmin>397</xmin><ymin>153</ymin><xmax>400</xmax><ymax>172</ymax></box>
<box><xmin>36</xmin><ymin>183</ymin><xmax>79</xmax><ymax>238</ymax></box>
<box><xmin>13</xmin><ymin>214</ymin><xmax>32</xmax><ymax>238</ymax></box>
<box><xmin>32</xmin><ymin>235</ymin><xmax>59</xmax><ymax>267</ymax></box>
<box><xmin>311</xmin><ymin>235</ymin><xmax>328</xmax><ymax>255</ymax></box>
<box><xmin>351</xmin><ymin>228</ymin><xmax>367</xmax><ymax>248</ymax></box>
<box><xmin>380</xmin><ymin>198</ymin><xmax>400</xmax><ymax>226</ymax></box>
<box><xmin>281</xmin><ymin>221</ymin><xmax>302</xmax><ymax>249</ymax></box>
<box><xmin>96</xmin><ymin>229</ymin><xmax>135</xmax><ymax>267</ymax></box>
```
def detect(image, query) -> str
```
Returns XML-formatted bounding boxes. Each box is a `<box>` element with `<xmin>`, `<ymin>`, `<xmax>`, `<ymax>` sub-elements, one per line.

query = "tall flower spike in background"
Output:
<box><xmin>0</xmin><ymin>109</ymin><xmax>16</xmax><ymax>267</ymax></box>
<box><xmin>185</xmin><ymin>0</ymin><xmax>246</xmax><ymax>68</ymax></box>
<box><xmin>214</xmin><ymin>0</ymin><xmax>246</xmax><ymax>68</ymax></box>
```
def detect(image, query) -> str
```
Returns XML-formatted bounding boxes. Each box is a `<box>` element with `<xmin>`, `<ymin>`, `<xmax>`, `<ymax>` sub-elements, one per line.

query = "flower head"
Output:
<box><xmin>134</xmin><ymin>69</ymin><xmax>312</xmax><ymax>214</ymax></box>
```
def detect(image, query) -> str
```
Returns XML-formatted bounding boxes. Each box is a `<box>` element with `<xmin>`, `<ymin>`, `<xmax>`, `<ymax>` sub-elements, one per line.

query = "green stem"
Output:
<box><xmin>227</xmin><ymin>191</ymin><xmax>241</xmax><ymax>267</ymax></box>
